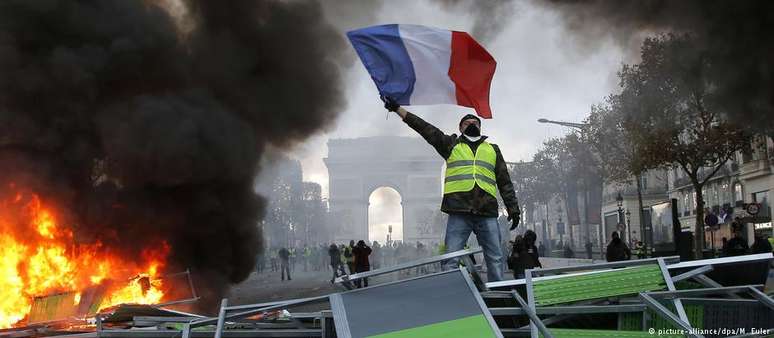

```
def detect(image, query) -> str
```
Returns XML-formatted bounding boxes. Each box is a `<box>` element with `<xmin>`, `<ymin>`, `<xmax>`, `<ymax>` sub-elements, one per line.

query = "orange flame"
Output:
<box><xmin>0</xmin><ymin>188</ymin><xmax>169</xmax><ymax>328</ymax></box>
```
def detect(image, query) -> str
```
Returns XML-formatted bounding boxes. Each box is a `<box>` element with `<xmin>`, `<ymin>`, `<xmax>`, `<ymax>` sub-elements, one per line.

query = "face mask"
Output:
<box><xmin>464</xmin><ymin>135</ymin><xmax>482</xmax><ymax>142</ymax></box>
<box><xmin>463</xmin><ymin>123</ymin><xmax>481</xmax><ymax>137</ymax></box>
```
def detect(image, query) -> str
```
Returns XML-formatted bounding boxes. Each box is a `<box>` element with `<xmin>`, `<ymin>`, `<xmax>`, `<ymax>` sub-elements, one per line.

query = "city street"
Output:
<box><xmin>0</xmin><ymin>0</ymin><xmax>773</xmax><ymax>337</ymax></box>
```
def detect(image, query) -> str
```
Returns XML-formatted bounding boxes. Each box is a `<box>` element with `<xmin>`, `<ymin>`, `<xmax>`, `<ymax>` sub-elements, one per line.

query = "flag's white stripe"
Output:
<box><xmin>398</xmin><ymin>24</ymin><xmax>457</xmax><ymax>105</ymax></box>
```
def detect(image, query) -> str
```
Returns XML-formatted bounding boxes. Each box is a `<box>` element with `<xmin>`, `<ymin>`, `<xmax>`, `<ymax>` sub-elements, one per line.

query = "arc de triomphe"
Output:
<box><xmin>324</xmin><ymin>136</ymin><xmax>444</xmax><ymax>244</ymax></box>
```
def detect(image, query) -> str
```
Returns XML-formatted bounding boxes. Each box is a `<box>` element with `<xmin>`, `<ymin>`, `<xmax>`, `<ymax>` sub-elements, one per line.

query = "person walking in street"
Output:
<box><xmin>270</xmin><ymin>247</ymin><xmax>278</xmax><ymax>272</ymax></box>
<box><xmin>371</xmin><ymin>241</ymin><xmax>382</xmax><ymax>270</ymax></box>
<box><xmin>319</xmin><ymin>244</ymin><xmax>329</xmax><ymax>271</ymax></box>
<box><xmin>278</xmin><ymin>247</ymin><xmax>291</xmax><ymax>281</ymax></box>
<box><xmin>292</xmin><ymin>246</ymin><xmax>299</xmax><ymax>272</ymax></box>
<box><xmin>256</xmin><ymin>250</ymin><xmax>266</xmax><ymax>274</ymax></box>
<box><xmin>563</xmin><ymin>244</ymin><xmax>575</xmax><ymax>258</ymax></box>
<box><xmin>302</xmin><ymin>244</ymin><xmax>311</xmax><ymax>272</ymax></box>
<box><xmin>751</xmin><ymin>233</ymin><xmax>772</xmax><ymax>254</ymax></box>
<box><xmin>585</xmin><ymin>241</ymin><xmax>593</xmax><ymax>259</ymax></box>
<box><xmin>605</xmin><ymin>232</ymin><xmax>631</xmax><ymax>262</ymax></box>
<box><xmin>415</xmin><ymin>242</ymin><xmax>429</xmax><ymax>275</ymax></box>
<box><xmin>339</xmin><ymin>244</ymin><xmax>351</xmax><ymax>272</ymax></box>
<box><xmin>344</xmin><ymin>240</ymin><xmax>356</xmax><ymax>274</ymax></box>
<box><xmin>725</xmin><ymin>230</ymin><xmax>749</xmax><ymax>256</ymax></box>
<box><xmin>508</xmin><ymin>230</ymin><xmax>542</xmax><ymax>279</ymax></box>
<box><xmin>508</xmin><ymin>235</ymin><xmax>525</xmax><ymax>277</ymax></box>
<box><xmin>383</xmin><ymin>99</ymin><xmax>521</xmax><ymax>282</ymax></box>
<box><xmin>352</xmin><ymin>240</ymin><xmax>373</xmax><ymax>288</ymax></box>
<box><xmin>328</xmin><ymin>243</ymin><xmax>346</xmax><ymax>283</ymax></box>
<box><xmin>634</xmin><ymin>241</ymin><xmax>646</xmax><ymax>259</ymax></box>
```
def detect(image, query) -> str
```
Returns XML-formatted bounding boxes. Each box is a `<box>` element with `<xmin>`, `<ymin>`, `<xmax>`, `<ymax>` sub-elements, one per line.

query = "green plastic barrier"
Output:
<box><xmin>532</xmin><ymin>264</ymin><xmax>666</xmax><ymax>306</ymax></box>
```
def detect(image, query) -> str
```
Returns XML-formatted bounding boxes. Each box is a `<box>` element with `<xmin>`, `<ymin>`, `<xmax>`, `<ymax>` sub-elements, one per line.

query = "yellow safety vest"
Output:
<box><xmin>444</xmin><ymin>142</ymin><xmax>498</xmax><ymax>198</ymax></box>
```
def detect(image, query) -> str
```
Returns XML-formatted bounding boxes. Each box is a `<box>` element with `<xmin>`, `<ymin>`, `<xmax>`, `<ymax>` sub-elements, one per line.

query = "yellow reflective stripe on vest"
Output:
<box><xmin>444</xmin><ymin>142</ymin><xmax>498</xmax><ymax>198</ymax></box>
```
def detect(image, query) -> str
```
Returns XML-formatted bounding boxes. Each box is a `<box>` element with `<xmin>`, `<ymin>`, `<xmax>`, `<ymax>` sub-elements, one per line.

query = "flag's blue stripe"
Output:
<box><xmin>347</xmin><ymin>24</ymin><xmax>415</xmax><ymax>105</ymax></box>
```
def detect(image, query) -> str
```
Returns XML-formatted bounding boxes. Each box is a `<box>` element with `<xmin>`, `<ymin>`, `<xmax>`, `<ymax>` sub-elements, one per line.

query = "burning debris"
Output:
<box><xmin>0</xmin><ymin>0</ymin><xmax>347</xmax><ymax>327</ymax></box>
<box><xmin>0</xmin><ymin>188</ymin><xmax>167</xmax><ymax>327</ymax></box>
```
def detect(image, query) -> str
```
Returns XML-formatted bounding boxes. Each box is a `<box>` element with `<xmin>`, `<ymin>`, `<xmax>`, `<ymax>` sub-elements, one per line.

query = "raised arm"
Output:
<box><xmin>384</xmin><ymin>97</ymin><xmax>456</xmax><ymax>159</ymax></box>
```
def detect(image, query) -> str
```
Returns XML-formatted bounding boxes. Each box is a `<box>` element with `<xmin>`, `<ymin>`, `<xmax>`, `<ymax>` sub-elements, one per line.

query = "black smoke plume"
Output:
<box><xmin>0</xmin><ymin>0</ymin><xmax>346</xmax><ymax>310</ymax></box>
<box><xmin>540</xmin><ymin>0</ymin><xmax>774</xmax><ymax>135</ymax></box>
<box><xmin>436</xmin><ymin>0</ymin><xmax>515</xmax><ymax>42</ymax></box>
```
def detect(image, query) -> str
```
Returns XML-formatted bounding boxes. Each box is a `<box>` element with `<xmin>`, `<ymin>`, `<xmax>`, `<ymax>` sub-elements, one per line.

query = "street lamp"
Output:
<box><xmin>556</xmin><ymin>203</ymin><xmax>564</xmax><ymax>246</ymax></box>
<box><xmin>537</xmin><ymin>118</ymin><xmax>588</xmax><ymax>130</ymax></box>
<box><xmin>625</xmin><ymin>209</ymin><xmax>632</xmax><ymax>245</ymax></box>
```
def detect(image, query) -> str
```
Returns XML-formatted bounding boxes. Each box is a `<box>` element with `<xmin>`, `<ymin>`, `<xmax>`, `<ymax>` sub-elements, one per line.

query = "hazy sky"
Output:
<box><xmin>282</xmin><ymin>0</ymin><xmax>634</xmax><ymax>241</ymax></box>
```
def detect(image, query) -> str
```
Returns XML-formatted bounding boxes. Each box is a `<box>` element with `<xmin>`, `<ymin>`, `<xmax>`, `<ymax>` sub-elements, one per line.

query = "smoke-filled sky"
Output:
<box><xmin>287</xmin><ymin>0</ymin><xmax>632</xmax><ymax>238</ymax></box>
<box><xmin>0</xmin><ymin>0</ymin><xmax>349</xmax><ymax>310</ymax></box>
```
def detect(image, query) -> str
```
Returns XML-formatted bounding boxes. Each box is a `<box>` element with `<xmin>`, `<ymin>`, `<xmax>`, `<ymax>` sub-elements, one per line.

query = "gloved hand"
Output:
<box><xmin>382</xmin><ymin>96</ymin><xmax>400</xmax><ymax>112</ymax></box>
<box><xmin>507</xmin><ymin>214</ymin><xmax>520</xmax><ymax>230</ymax></box>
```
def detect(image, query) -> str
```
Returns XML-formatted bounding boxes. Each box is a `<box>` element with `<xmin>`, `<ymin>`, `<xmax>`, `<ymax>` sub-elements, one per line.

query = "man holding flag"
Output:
<box><xmin>384</xmin><ymin>100</ymin><xmax>519</xmax><ymax>282</ymax></box>
<box><xmin>348</xmin><ymin>24</ymin><xmax>519</xmax><ymax>281</ymax></box>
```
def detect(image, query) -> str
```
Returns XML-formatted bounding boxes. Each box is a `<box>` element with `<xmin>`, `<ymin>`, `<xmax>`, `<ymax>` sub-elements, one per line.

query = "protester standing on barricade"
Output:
<box><xmin>383</xmin><ymin>100</ymin><xmax>519</xmax><ymax>282</ymax></box>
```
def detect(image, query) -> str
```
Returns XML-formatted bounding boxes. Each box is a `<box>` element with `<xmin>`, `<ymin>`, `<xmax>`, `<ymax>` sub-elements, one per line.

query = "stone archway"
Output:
<box><xmin>324</xmin><ymin>136</ymin><xmax>444</xmax><ymax>244</ymax></box>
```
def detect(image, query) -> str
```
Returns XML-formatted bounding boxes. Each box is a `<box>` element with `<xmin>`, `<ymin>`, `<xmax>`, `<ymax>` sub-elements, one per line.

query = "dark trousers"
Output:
<box><xmin>281</xmin><ymin>261</ymin><xmax>291</xmax><ymax>280</ymax></box>
<box><xmin>354</xmin><ymin>266</ymin><xmax>370</xmax><ymax>288</ymax></box>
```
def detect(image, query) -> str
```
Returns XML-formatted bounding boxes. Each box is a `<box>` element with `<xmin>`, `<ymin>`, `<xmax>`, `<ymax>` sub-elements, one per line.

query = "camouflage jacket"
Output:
<box><xmin>403</xmin><ymin>112</ymin><xmax>519</xmax><ymax>218</ymax></box>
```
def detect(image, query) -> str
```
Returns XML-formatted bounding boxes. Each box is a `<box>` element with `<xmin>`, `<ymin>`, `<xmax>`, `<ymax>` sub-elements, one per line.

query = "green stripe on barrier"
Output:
<box><xmin>533</xmin><ymin>265</ymin><xmax>666</xmax><ymax>306</ymax></box>
<box><xmin>367</xmin><ymin>315</ymin><xmax>497</xmax><ymax>338</ymax></box>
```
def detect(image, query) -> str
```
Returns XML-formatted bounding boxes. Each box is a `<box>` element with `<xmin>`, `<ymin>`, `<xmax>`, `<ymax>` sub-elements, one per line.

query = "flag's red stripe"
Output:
<box><xmin>448</xmin><ymin>31</ymin><xmax>496</xmax><ymax>119</ymax></box>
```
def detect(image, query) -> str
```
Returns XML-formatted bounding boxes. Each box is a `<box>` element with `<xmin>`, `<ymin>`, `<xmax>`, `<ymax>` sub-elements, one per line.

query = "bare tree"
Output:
<box><xmin>586</xmin><ymin>95</ymin><xmax>651</xmax><ymax>248</ymax></box>
<box><xmin>618</xmin><ymin>34</ymin><xmax>750</xmax><ymax>258</ymax></box>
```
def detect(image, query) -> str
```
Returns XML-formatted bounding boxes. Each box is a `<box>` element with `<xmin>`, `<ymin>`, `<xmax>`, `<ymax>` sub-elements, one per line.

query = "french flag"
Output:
<box><xmin>347</xmin><ymin>24</ymin><xmax>497</xmax><ymax>118</ymax></box>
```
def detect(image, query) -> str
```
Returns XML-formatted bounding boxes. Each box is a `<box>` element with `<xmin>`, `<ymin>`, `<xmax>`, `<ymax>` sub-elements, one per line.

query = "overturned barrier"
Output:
<box><xmin>10</xmin><ymin>251</ymin><xmax>773</xmax><ymax>338</ymax></box>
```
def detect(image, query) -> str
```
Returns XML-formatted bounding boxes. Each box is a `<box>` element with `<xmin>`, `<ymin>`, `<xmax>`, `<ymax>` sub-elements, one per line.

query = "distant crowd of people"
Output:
<box><xmin>256</xmin><ymin>240</ymin><xmax>447</xmax><ymax>287</ymax></box>
<box><xmin>721</xmin><ymin>231</ymin><xmax>773</xmax><ymax>257</ymax></box>
<box><xmin>258</xmin><ymin>229</ymin><xmax>773</xmax><ymax>284</ymax></box>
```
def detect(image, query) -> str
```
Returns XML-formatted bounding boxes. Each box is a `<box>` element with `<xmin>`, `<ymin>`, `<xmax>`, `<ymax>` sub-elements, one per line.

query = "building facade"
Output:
<box><xmin>666</xmin><ymin>135</ymin><xmax>773</xmax><ymax>252</ymax></box>
<box><xmin>601</xmin><ymin>169</ymin><xmax>670</xmax><ymax>250</ymax></box>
